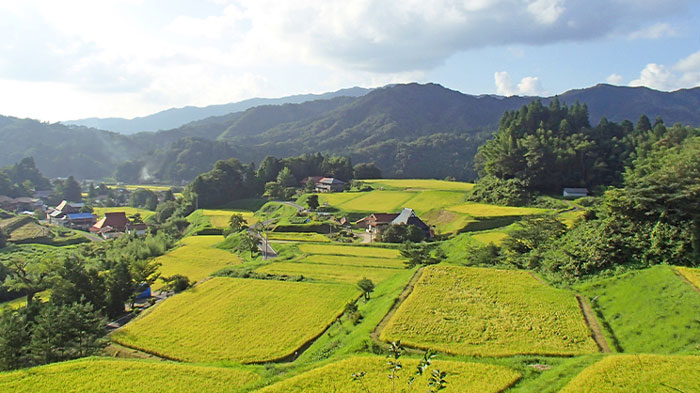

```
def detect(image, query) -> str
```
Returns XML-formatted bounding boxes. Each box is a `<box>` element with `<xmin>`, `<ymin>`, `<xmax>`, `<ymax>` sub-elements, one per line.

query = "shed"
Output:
<box><xmin>562</xmin><ymin>188</ymin><xmax>589</xmax><ymax>198</ymax></box>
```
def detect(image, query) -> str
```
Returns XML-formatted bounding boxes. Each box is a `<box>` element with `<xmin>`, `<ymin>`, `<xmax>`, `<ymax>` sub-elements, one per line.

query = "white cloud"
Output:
<box><xmin>606</xmin><ymin>73</ymin><xmax>624</xmax><ymax>84</ymax></box>
<box><xmin>628</xmin><ymin>23</ymin><xmax>677</xmax><ymax>39</ymax></box>
<box><xmin>494</xmin><ymin>71</ymin><xmax>544</xmax><ymax>96</ymax></box>
<box><xmin>629</xmin><ymin>50</ymin><xmax>700</xmax><ymax>90</ymax></box>
<box><xmin>0</xmin><ymin>0</ymin><xmax>696</xmax><ymax>119</ymax></box>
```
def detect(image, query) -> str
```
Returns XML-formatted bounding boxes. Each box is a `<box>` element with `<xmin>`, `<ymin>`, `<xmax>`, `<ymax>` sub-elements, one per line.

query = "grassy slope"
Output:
<box><xmin>559</xmin><ymin>355</ymin><xmax>700</xmax><ymax>393</ymax></box>
<box><xmin>0</xmin><ymin>357</ymin><xmax>260</xmax><ymax>393</ymax></box>
<box><xmin>112</xmin><ymin>277</ymin><xmax>358</xmax><ymax>363</ymax></box>
<box><xmin>153</xmin><ymin>235</ymin><xmax>240</xmax><ymax>290</ymax></box>
<box><xmin>576</xmin><ymin>265</ymin><xmax>700</xmax><ymax>354</ymax></box>
<box><xmin>297</xmin><ymin>243</ymin><xmax>401</xmax><ymax>258</ymax></box>
<box><xmin>256</xmin><ymin>261</ymin><xmax>401</xmax><ymax>284</ymax></box>
<box><xmin>257</xmin><ymin>356</ymin><xmax>520</xmax><ymax>393</ymax></box>
<box><xmin>381</xmin><ymin>265</ymin><xmax>598</xmax><ymax>357</ymax></box>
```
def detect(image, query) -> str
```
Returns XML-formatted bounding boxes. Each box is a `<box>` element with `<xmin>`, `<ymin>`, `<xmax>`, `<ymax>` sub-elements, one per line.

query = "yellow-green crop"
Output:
<box><xmin>676</xmin><ymin>266</ymin><xmax>700</xmax><ymax>290</ymax></box>
<box><xmin>153</xmin><ymin>235</ymin><xmax>240</xmax><ymax>290</ymax></box>
<box><xmin>257</xmin><ymin>356</ymin><xmax>520</xmax><ymax>393</ymax></box>
<box><xmin>381</xmin><ymin>265</ymin><xmax>598</xmax><ymax>357</ymax></box>
<box><xmin>93</xmin><ymin>206</ymin><xmax>155</xmax><ymax>221</ymax></box>
<box><xmin>0</xmin><ymin>357</ymin><xmax>260</xmax><ymax>393</ymax></box>
<box><xmin>112</xmin><ymin>277</ymin><xmax>358</xmax><ymax>363</ymax></box>
<box><xmin>362</xmin><ymin>179</ymin><xmax>474</xmax><ymax>191</ymax></box>
<box><xmin>447</xmin><ymin>203</ymin><xmax>548</xmax><ymax>217</ymax></box>
<box><xmin>298</xmin><ymin>244</ymin><xmax>401</xmax><ymax>258</ymax></box>
<box><xmin>559</xmin><ymin>355</ymin><xmax>700</xmax><ymax>393</ymax></box>
<box><xmin>256</xmin><ymin>261</ymin><xmax>400</xmax><ymax>284</ymax></box>
<box><xmin>303</xmin><ymin>254</ymin><xmax>405</xmax><ymax>269</ymax></box>
<box><xmin>202</xmin><ymin>209</ymin><xmax>257</xmax><ymax>228</ymax></box>
<box><xmin>266</xmin><ymin>232</ymin><xmax>330</xmax><ymax>242</ymax></box>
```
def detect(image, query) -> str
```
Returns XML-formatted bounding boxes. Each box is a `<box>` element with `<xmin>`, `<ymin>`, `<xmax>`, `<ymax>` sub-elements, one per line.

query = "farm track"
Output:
<box><xmin>673</xmin><ymin>268</ymin><xmax>700</xmax><ymax>295</ymax></box>
<box><xmin>575</xmin><ymin>295</ymin><xmax>611</xmax><ymax>353</ymax></box>
<box><xmin>371</xmin><ymin>267</ymin><xmax>424</xmax><ymax>342</ymax></box>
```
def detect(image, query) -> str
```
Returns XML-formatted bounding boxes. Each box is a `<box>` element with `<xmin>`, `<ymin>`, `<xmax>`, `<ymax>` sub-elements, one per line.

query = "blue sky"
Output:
<box><xmin>0</xmin><ymin>0</ymin><xmax>698</xmax><ymax>121</ymax></box>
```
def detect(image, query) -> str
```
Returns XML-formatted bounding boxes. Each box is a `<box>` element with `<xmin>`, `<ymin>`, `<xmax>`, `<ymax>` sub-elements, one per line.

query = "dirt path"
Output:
<box><xmin>575</xmin><ymin>294</ymin><xmax>611</xmax><ymax>353</ymax></box>
<box><xmin>371</xmin><ymin>267</ymin><xmax>424</xmax><ymax>342</ymax></box>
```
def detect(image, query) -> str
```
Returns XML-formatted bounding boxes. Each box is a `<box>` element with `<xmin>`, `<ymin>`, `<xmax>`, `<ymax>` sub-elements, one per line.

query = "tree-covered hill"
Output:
<box><xmin>2</xmin><ymin>83</ymin><xmax>700</xmax><ymax>182</ymax></box>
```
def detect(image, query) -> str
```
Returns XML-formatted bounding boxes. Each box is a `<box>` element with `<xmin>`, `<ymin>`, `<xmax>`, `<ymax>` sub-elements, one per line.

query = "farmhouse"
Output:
<box><xmin>315</xmin><ymin>177</ymin><xmax>346</xmax><ymax>192</ymax></box>
<box><xmin>0</xmin><ymin>195</ymin><xmax>43</xmax><ymax>212</ymax></box>
<box><xmin>90</xmin><ymin>211</ymin><xmax>148</xmax><ymax>239</ymax></box>
<box><xmin>46</xmin><ymin>200</ymin><xmax>85</xmax><ymax>223</ymax></box>
<box><xmin>357</xmin><ymin>208</ymin><xmax>431</xmax><ymax>238</ymax></box>
<box><xmin>562</xmin><ymin>188</ymin><xmax>589</xmax><ymax>198</ymax></box>
<box><xmin>63</xmin><ymin>212</ymin><xmax>97</xmax><ymax>230</ymax></box>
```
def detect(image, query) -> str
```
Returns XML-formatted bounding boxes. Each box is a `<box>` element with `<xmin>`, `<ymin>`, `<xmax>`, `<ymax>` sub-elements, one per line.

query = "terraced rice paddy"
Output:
<box><xmin>362</xmin><ymin>178</ymin><xmax>474</xmax><ymax>191</ymax></box>
<box><xmin>303</xmin><ymin>254</ymin><xmax>405</xmax><ymax>269</ymax></box>
<box><xmin>257</xmin><ymin>356</ymin><xmax>520</xmax><ymax>393</ymax></box>
<box><xmin>256</xmin><ymin>261</ymin><xmax>400</xmax><ymax>284</ymax></box>
<box><xmin>201</xmin><ymin>209</ymin><xmax>257</xmax><ymax>228</ymax></box>
<box><xmin>0</xmin><ymin>357</ymin><xmax>260</xmax><ymax>393</ymax></box>
<box><xmin>93</xmin><ymin>207</ymin><xmax>155</xmax><ymax>221</ymax></box>
<box><xmin>447</xmin><ymin>203</ymin><xmax>548</xmax><ymax>218</ymax></box>
<box><xmin>153</xmin><ymin>235</ymin><xmax>240</xmax><ymax>290</ymax></box>
<box><xmin>381</xmin><ymin>265</ymin><xmax>598</xmax><ymax>357</ymax></box>
<box><xmin>320</xmin><ymin>190</ymin><xmax>467</xmax><ymax>215</ymax></box>
<box><xmin>112</xmin><ymin>278</ymin><xmax>358</xmax><ymax>363</ymax></box>
<box><xmin>267</xmin><ymin>232</ymin><xmax>330</xmax><ymax>242</ymax></box>
<box><xmin>559</xmin><ymin>355</ymin><xmax>700</xmax><ymax>393</ymax></box>
<box><xmin>297</xmin><ymin>244</ymin><xmax>401</xmax><ymax>259</ymax></box>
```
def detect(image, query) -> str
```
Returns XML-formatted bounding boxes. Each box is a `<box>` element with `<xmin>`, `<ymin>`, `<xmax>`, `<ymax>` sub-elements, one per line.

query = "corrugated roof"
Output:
<box><xmin>66</xmin><ymin>213</ymin><xmax>96</xmax><ymax>220</ymax></box>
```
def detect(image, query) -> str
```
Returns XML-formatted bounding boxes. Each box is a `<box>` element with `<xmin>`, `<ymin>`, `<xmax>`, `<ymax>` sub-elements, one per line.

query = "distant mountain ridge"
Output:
<box><xmin>2</xmin><ymin>82</ymin><xmax>699</xmax><ymax>182</ymax></box>
<box><xmin>61</xmin><ymin>87</ymin><xmax>371</xmax><ymax>134</ymax></box>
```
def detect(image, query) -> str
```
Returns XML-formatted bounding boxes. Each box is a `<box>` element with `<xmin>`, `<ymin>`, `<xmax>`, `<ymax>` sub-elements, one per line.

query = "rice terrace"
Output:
<box><xmin>1</xmin><ymin>13</ymin><xmax>700</xmax><ymax>389</ymax></box>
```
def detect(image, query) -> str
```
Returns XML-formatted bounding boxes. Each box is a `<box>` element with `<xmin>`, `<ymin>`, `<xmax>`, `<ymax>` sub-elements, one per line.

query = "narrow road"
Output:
<box><xmin>371</xmin><ymin>267</ymin><xmax>425</xmax><ymax>342</ymax></box>
<box><xmin>79</xmin><ymin>231</ymin><xmax>105</xmax><ymax>242</ymax></box>
<box><xmin>275</xmin><ymin>201</ymin><xmax>305</xmax><ymax>212</ymax></box>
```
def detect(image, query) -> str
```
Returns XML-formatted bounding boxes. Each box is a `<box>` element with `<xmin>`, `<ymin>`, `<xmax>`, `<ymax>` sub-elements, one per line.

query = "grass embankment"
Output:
<box><xmin>153</xmin><ymin>235</ymin><xmax>240</xmax><ymax>290</ymax></box>
<box><xmin>0</xmin><ymin>357</ymin><xmax>260</xmax><ymax>393</ymax></box>
<box><xmin>559</xmin><ymin>355</ymin><xmax>700</xmax><ymax>393</ymax></box>
<box><xmin>112</xmin><ymin>277</ymin><xmax>358</xmax><ymax>363</ymax></box>
<box><xmin>381</xmin><ymin>265</ymin><xmax>599</xmax><ymax>357</ymax></box>
<box><xmin>256</xmin><ymin>262</ymin><xmax>400</xmax><ymax>284</ymax></box>
<box><xmin>297</xmin><ymin>244</ymin><xmax>401</xmax><ymax>259</ymax></box>
<box><xmin>266</xmin><ymin>232</ymin><xmax>330</xmax><ymax>242</ymax></box>
<box><xmin>93</xmin><ymin>207</ymin><xmax>155</xmax><ymax>221</ymax></box>
<box><xmin>576</xmin><ymin>265</ymin><xmax>700</xmax><ymax>353</ymax></box>
<box><xmin>257</xmin><ymin>356</ymin><xmax>520</xmax><ymax>393</ymax></box>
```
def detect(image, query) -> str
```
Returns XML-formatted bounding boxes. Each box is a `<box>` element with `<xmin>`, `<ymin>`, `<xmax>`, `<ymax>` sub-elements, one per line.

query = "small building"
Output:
<box><xmin>357</xmin><ymin>208</ymin><xmax>431</xmax><ymax>239</ymax></box>
<box><xmin>391</xmin><ymin>208</ymin><xmax>431</xmax><ymax>238</ymax></box>
<box><xmin>47</xmin><ymin>200</ymin><xmax>84</xmax><ymax>222</ymax></box>
<box><xmin>63</xmin><ymin>212</ymin><xmax>97</xmax><ymax>230</ymax></box>
<box><xmin>300</xmin><ymin>176</ymin><xmax>324</xmax><ymax>186</ymax></box>
<box><xmin>90</xmin><ymin>211</ymin><xmax>147</xmax><ymax>239</ymax></box>
<box><xmin>563</xmin><ymin>188</ymin><xmax>589</xmax><ymax>198</ymax></box>
<box><xmin>315</xmin><ymin>177</ymin><xmax>346</xmax><ymax>193</ymax></box>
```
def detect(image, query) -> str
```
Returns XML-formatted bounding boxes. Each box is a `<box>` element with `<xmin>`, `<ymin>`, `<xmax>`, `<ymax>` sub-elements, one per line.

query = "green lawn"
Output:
<box><xmin>576</xmin><ymin>265</ymin><xmax>700</xmax><ymax>353</ymax></box>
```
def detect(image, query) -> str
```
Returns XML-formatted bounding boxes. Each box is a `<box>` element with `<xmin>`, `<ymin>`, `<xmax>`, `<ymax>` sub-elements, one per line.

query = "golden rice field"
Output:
<box><xmin>298</xmin><ymin>243</ymin><xmax>401</xmax><ymax>259</ymax></box>
<box><xmin>559</xmin><ymin>355</ymin><xmax>700</xmax><ymax>393</ymax></box>
<box><xmin>256</xmin><ymin>261</ymin><xmax>400</xmax><ymax>284</ymax></box>
<box><xmin>93</xmin><ymin>206</ymin><xmax>155</xmax><ymax>221</ymax></box>
<box><xmin>0</xmin><ymin>357</ymin><xmax>260</xmax><ymax>393</ymax></box>
<box><xmin>267</xmin><ymin>232</ymin><xmax>330</xmax><ymax>242</ymax></box>
<box><xmin>675</xmin><ymin>266</ymin><xmax>700</xmax><ymax>290</ymax></box>
<box><xmin>381</xmin><ymin>265</ymin><xmax>598</xmax><ymax>357</ymax></box>
<box><xmin>303</xmin><ymin>254</ymin><xmax>405</xmax><ymax>269</ymax></box>
<box><xmin>201</xmin><ymin>209</ymin><xmax>257</xmax><ymax>228</ymax></box>
<box><xmin>447</xmin><ymin>203</ymin><xmax>549</xmax><ymax>218</ymax></box>
<box><xmin>362</xmin><ymin>178</ymin><xmax>474</xmax><ymax>191</ymax></box>
<box><xmin>153</xmin><ymin>235</ymin><xmax>240</xmax><ymax>290</ymax></box>
<box><xmin>112</xmin><ymin>278</ymin><xmax>358</xmax><ymax>363</ymax></box>
<box><xmin>471</xmin><ymin>231</ymin><xmax>509</xmax><ymax>245</ymax></box>
<box><xmin>399</xmin><ymin>191</ymin><xmax>467</xmax><ymax>215</ymax></box>
<box><xmin>120</xmin><ymin>184</ymin><xmax>175</xmax><ymax>191</ymax></box>
<box><xmin>337</xmin><ymin>191</ymin><xmax>417</xmax><ymax>213</ymax></box>
<box><xmin>257</xmin><ymin>356</ymin><xmax>520</xmax><ymax>393</ymax></box>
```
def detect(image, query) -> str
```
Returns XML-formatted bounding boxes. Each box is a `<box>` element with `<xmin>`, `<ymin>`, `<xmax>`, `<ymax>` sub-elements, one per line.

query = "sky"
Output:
<box><xmin>0</xmin><ymin>0</ymin><xmax>699</xmax><ymax>122</ymax></box>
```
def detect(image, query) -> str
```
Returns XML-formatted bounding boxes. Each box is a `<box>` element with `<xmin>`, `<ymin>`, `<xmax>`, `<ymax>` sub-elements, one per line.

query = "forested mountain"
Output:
<box><xmin>2</xmin><ymin>83</ymin><xmax>700</xmax><ymax>182</ymax></box>
<box><xmin>62</xmin><ymin>87</ymin><xmax>370</xmax><ymax>134</ymax></box>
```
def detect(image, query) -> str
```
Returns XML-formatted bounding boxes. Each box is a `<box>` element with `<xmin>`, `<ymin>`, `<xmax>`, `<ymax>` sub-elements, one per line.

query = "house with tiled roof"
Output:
<box><xmin>356</xmin><ymin>208</ymin><xmax>431</xmax><ymax>239</ymax></box>
<box><xmin>315</xmin><ymin>177</ymin><xmax>346</xmax><ymax>192</ymax></box>
<box><xmin>90</xmin><ymin>211</ymin><xmax>148</xmax><ymax>239</ymax></box>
